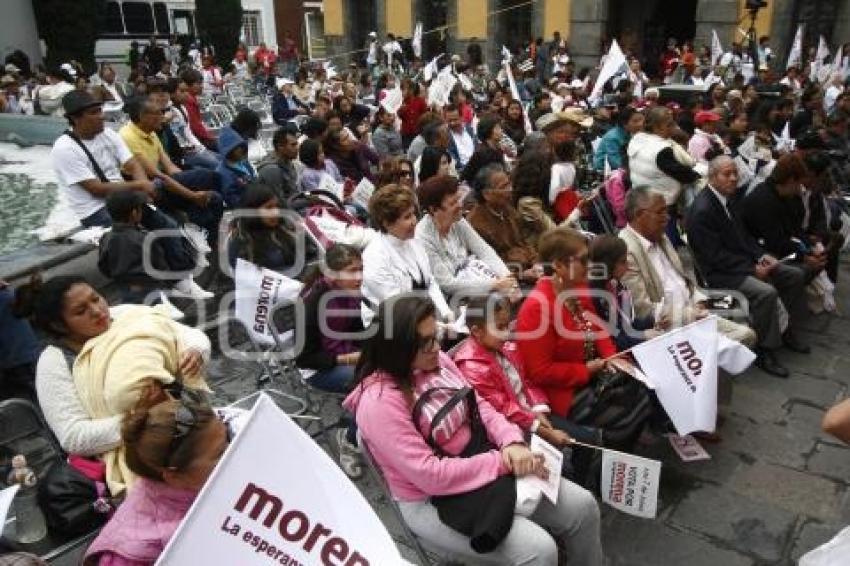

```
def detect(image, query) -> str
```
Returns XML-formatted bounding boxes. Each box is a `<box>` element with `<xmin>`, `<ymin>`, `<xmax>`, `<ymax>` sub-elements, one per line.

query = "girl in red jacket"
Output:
<box><xmin>453</xmin><ymin>293</ymin><xmax>571</xmax><ymax>449</ymax></box>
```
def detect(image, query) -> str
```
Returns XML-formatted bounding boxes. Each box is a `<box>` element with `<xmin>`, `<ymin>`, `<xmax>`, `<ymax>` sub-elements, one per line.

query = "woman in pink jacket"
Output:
<box><xmin>343</xmin><ymin>294</ymin><xmax>603</xmax><ymax>566</ymax></box>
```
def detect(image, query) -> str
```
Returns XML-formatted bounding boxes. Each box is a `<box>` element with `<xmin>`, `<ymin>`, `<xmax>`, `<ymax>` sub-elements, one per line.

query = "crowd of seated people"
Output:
<box><xmin>3</xmin><ymin>40</ymin><xmax>850</xmax><ymax>565</ymax></box>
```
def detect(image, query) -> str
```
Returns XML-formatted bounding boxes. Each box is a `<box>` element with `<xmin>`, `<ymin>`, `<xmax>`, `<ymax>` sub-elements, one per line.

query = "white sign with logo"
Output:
<box><xmin>158</xmin><ymin>395</ymin><xmax>405</xmax><ymax>565</ymax></box>
<box><xmin>630</xmin><ymin>316</ymin><xmax>719</xmax><ymax>436</ymax></box>
<box><xmin>600</xmin><ymin>449</ymin><xmax>661</xmax><ymax>519</ymax></box>
<box><xmin>234</xmin><ymin>259</ymin><xmax>303</xmax><ymax>347</ymax></box>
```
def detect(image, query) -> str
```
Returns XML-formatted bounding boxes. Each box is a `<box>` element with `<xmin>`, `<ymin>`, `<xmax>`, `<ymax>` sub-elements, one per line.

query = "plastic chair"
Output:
<box><xmin>265</xmin><ymin>300</ymin><xmax>343</xmax><ymax>456</ymax></box>
<box><xmin>358</xmin><ymin>432</ymin><xmax>436</xmax><ymax>566</ymax></box>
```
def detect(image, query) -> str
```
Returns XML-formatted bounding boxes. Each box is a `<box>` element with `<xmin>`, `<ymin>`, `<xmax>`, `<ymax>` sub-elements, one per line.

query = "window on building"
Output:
<box><xmin>153</xmin><ymin>3</ymin><xmax>171</xmax><ymax>35</ymax></box>
<box><xmin>100</xmin><ymin>1</ymin><xmax>125</xmax><ymax>35</ymax></box>
<box><xmin>242</xmin><ymin>11</ymin><xmax>263</xmax><ymax>47</ymax></box>
<box><xmin>123</xmin><ymin>2</ymin><xmax>155</xmax><ymax>35</ymax></box>
<box><xmin>173</xmin><ymin>9</ymin><xmax>195</xmax><ymax>36</ymax></box>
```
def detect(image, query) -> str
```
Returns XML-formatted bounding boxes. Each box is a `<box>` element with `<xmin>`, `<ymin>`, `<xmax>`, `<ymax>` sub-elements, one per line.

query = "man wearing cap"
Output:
<box><xmin>119</xmin><ymin>97</ymin><xmax>223</xmax><ymax>239</ymax></box>
<box><xmin>0</xmin><ymin>75</ymin><xmax>28</xmax><ymax>115</ymax></box>
<box><xmin>52</xmin><ymin>91</ymin><xmax>207</xmax><ymax>291</ymax></box>
<box><xmin>272</xmin><ymin>78</ymin><xmax>309</xmax><ymax>124</ymax></box>
<box><xmin>688</xmin><ymin>110</ymin><xmax>728</xmax><ymax>163</ymax></box>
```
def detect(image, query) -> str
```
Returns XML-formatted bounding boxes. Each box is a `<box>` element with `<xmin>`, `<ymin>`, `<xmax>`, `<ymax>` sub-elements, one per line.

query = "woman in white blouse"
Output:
<box><xmin>362</xmin><ymin>185</ymin><xmax>453</xmax><ymax>325</ymax></box>
<box><xmin>16</xmin><ymin>276</ymin><xmax>209</xmax><ymax>459</ymax></box>
<box><xmin>414</xmin><ymin>175</ymin><xmax>517</xmax><ymax>299</ymax></box>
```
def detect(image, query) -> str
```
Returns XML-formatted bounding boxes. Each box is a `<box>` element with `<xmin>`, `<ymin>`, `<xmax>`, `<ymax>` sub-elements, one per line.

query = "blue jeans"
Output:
<box><xmin>307</xmin><ymin>364</ymin><xmax>357</xmax><ymax>444</ymax></box>
<box><xmin>183</xmin><ymin>149</ymin><xmax>220</xmax><ymax>171</ymax></box>
<box><xmin>164</xmin><ymin>170</ymin><xmax>225</xmax><ymax>242</ymax></box>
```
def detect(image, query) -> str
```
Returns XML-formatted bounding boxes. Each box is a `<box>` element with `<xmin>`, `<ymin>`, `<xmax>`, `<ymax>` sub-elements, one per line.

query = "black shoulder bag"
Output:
<box><xmin>65</xmin><ymin>130</ymin><xmax>111</xmax><ymax>183</ymax></box>
<box><xmin>411</xmin><ymin>386</ymin><xmax>516</xmax><ymax>554</ymax></box>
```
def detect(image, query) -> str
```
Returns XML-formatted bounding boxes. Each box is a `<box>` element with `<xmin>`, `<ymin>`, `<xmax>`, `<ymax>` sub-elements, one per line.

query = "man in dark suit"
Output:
<box><xmin>739</xmin><ymin>154</ymin><xmax>827</xmax><ymax>282</ymax></box>
<box><xmin>686</xmin><ymin>156</ymin><xmax>809</xmax><ymax>378</ymax></box>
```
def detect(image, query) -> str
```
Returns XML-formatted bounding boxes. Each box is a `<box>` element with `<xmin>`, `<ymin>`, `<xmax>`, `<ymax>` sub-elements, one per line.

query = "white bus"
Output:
<box><xmin>92</xmin><ymin>0</ymin><xmax>275</xmax><ymax>75</ymax></box>
<box><xmin>94</xmin><ymin>1</ymin><xmax>196</xmax><ymax>70</ymax></box>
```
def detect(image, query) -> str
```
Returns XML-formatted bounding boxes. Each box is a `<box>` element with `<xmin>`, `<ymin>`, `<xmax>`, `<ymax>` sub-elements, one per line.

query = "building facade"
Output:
<box><xmin>319</xmin><ymin>0</ymin><xmax>850</xmax><ymax>71</ymax></box>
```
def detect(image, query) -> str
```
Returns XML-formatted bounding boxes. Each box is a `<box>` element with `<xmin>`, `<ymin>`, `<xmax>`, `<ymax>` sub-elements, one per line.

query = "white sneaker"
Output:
<box><xmin>173</xmin><ymin>277</ymin><xmax>214</xmax><ymax>299</ymax></box>
<box><xmin>336</xmin><ymin>428</ymin><xmax>363</xmax><ymax>480</ymax></box>
<box><xmin>159</xmin><ymin>292</ymin><xmax>185</xmax><ymax>320</ymax></box>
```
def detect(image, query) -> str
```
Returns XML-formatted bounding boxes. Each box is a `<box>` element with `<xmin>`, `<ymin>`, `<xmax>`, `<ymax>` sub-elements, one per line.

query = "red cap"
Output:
<box><xmin>695</xmin><ymin>110</ymin><xmax>721</xmax><ymax>126</ymax></box>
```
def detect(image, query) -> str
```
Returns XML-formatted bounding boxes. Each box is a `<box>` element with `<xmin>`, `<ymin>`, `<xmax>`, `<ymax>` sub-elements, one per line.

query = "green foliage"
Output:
<box><xmin>194</xmin><ymin>0</ymin><xmax>244</xmax><ymax>69</ymax></box>
<box><xmin>32</xmin><ymin>0</ymin><xmax>106</xmax><ymax>74</ymax></box>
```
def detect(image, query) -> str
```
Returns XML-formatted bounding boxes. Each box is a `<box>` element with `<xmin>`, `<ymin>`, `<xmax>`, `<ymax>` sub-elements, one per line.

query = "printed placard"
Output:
<box><xmin>600</xmin><ymin>450</ymin><xmax>661</xmax><ymax>519</ymax></box>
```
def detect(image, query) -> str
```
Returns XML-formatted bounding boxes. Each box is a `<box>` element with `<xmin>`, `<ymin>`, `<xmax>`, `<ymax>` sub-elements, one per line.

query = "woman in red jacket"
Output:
<box><xmin>514</xmin><ymin>228</ymin><xmax>617</xmax><ymax>417</ymax></box>
<box><xmin>397</xmin><ymin>78</ymin><xmax>427</xmax><ymax>150</ymax></box>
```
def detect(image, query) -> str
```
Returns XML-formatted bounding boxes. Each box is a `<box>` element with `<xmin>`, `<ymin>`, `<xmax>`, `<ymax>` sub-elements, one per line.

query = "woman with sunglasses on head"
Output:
<box><xmin>343</xmin><ymin>294</ymin><xmax>603</xmax><ymax>565</ymax></box>
<box><xmin>84</xmin><ymin>392</ymin><xmax>228</xmax><ymax>565</ymax></box>
<box><xmin>16</xmin><ymin>275</ymin><xmax>211</xmax><ymax>497</ymax></box>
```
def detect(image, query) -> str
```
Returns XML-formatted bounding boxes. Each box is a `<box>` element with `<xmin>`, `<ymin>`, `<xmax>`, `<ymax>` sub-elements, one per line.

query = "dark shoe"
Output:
<box><xmin>755</xmin><ymin>351</ymin><xmax>790</xmax><ymax>378</ymax></box>
<box><xmin>782</xmin><ymin>333</ymin><xmax>811</xmax><ymax>354</ymax></box>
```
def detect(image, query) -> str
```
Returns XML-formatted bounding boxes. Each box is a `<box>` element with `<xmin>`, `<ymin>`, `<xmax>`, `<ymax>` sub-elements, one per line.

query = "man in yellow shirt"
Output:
<box><xmin>119</xmin><ymin>97</ymin><xmax>223</xmax><ymax>240</ymax></box>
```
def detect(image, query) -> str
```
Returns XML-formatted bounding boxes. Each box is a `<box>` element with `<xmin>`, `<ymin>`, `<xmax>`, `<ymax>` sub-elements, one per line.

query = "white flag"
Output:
<box><xmin>234</xmin><ymin>259</ymin><xmax>303</xmax><ymax>347</ymax></box>
<box><xmin>158</xmin><ymin>395</ymin><xmax>406</xmax><ymax>565</ymax></box>
<box><xmin>631</xmin><ymin>316</ymin><xmax>719</xmax><ymax>436</ymax></box>
<box><xmin>503</xmin><ymin>61</ymin><xmax>533</xmax><ymax>133</ymax></box>
<box><xmin>787</xmin><ymin>24</ymin><xmax>804</xmax><ymax>69</ymax></box>
<box><xmin>380</xmin><ymin>85</ymin><xmax>403</xmax><ymax>114</ymax></box>
<box><xmin>811</xmin><ymin>35</ymin><xmax>830</xmax><ymax>82</ymax></box>
<box><xmin>600</xmin><ymin>449</ymin><xmax>661</xmax><ymax>519</ymax></box>
<box><xmin>427</xmin><ymin>66</ymin><xmax>457</xmax><ymax>107</ymax></box>
<box><xmin>589</xmin><ymin>39</ymin><xmax>628</xmax><ymax>104</ymax></box>
<box><xmin>422</xmin><ymin>53</ymin><xmax>443</xmax><ymax>82</ymax></box>
<box><xmin>711</xmin><ymin>30</ymin><xmax>724</xmax><ymax>67</ymax></box>
<box><xmin>412</xmin><ymin>22</ymin><xmax>423</xmax><ymax>59</ymax></box>
<box><xmin>501</xmin><ymin>44</ymin><xmax>512</xmax><ymax>65</ymax></box>
<box><xmin>773</xmin><ymin>120</ymin><xmax>795</xmax><ymax>151</ymax></box>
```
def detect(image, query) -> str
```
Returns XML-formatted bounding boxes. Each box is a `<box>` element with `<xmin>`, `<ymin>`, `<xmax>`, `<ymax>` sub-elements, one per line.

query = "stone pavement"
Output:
<box><xmin>204</xmin><ymin>260</ymin><xmax>850</xmax><ymax>566</ymax></box>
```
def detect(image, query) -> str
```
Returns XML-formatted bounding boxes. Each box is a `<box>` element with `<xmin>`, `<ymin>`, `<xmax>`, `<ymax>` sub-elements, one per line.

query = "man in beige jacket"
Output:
<box><xmin>619</xmin><ymin>187</ymin><xmax>756</xmax><ymax>347</ymax></box>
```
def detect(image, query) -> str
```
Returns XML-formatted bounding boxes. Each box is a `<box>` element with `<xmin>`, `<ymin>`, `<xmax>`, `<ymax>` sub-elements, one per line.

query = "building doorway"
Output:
<box><xmin>418</xmin><ymin>0</ymin><xmax>448</xmax><ymax>59</ymax></box>
<box><xmin>608</xmin><ymin>0</ymin><xmax>698</xmax><ymax>76</ymax></box>
<box><xmin>350</xmin><ymin>0</ymin><xmax>376</xmax><ymax>64</ymax></box>
<box><xmin>497</xmin><ymin>0</ymin><xmax>533</xmax><ymax>54</ymax></box>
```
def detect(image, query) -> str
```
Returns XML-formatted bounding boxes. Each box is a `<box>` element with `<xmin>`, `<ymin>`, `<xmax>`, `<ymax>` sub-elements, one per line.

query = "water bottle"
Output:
<box><xmin>6</xmin><ymin>455</ymin><xmax>48</xmax><ymax>543</ymax></box>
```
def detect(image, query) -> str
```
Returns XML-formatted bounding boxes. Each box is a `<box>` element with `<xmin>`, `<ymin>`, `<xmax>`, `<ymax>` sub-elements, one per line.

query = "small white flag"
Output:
<box><xmin>600</xmin><ymin>449</ymin><xmax>661</xmax><ymax>519</ymax></box>
<box><xmin>503</xmin><ymin>61</ymin><xmax>533</xmax><ymax>133</ymax></box>
<box><xmin>412</xmin><ymin>22</ymin><xmax>423</xmax><ymax>59</ymax></box>
<box><xmin>812</xmin><ymin>35</ymin><xmax>830</xmax><ymax>82</ymax></box>
<box><xmin>589</xmin><ymin>39</ymin><xmax>628</xmax><ymax>104</ymax></box>
<box><xmin>787</xmin><ymin>24</ymin><xmax>804</xmax><ymax>69</ymax></box>
<box><xmin>422</xmin><ymin>53</ymin><xmax>443</xmax><ymax>82</ymax></box>
<box><xmin>501</xmin><ymin>45</ymin><xmax>512</xmax><ymax>65</ymax></box>
<box><xmin>631</xmin><ymin>317</ymin><xmax>719</xmax><ymax>436</ymax></box>
<box><xmin>380</xmin><ymin>85</ymin><xmax>403</xmax><ymax>114</ymax></box>
<box><xmin>711</xmin><ymin>30</ymin><xmax>724</xmax><ymax>67</ymax></box>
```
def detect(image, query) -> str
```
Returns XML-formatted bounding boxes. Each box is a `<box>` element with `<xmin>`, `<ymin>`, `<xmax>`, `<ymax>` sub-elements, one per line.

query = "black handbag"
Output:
<box><xmin>412</xmin><ymin>387</ymin><xmax>516</xmax><ymax>554</ymax></box>
<box><xmin>570</xmin><ymin>367</ymin><xmax>653</xmax><ymax>449</ymax></box>
<box><xmin>37</xmin><ymin>461</ymin><xmax>112</xmax><ymax>535</ymax></box>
